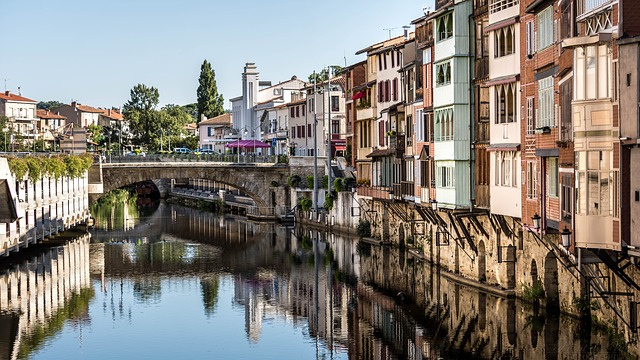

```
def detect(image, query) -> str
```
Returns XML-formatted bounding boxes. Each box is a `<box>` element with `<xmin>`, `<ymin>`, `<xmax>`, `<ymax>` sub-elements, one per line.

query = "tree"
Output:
<box><xmin>196</xmin><ymin>60</ymin><xmax>224</xmax><ymax>122</ymax></box>
<box><xmin>308</xmin><ymin>65</ymin><xmax>343</xmax><ymax>84</ymax></box>
<box><xmin>0</xmin><ymin>115</ymin><xmax>10</xmax><ymax>151</ymax></box>
<box><xmin>87</xmin><ymin>124</ymin><xmax>103</xmax><ymax>147</ymax></box>
<box><xmin>37</xmin><ymin>100</ymin><xmax>63</xmax><ymax>110</ymax></box>
<box><xmin>122</xmin><ymin>84</ymin><xmax>160</xmax><ymax>147</ymax></box>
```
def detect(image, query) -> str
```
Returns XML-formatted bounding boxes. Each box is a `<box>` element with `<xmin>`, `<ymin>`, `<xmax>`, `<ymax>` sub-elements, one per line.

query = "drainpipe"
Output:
<box><xmin>469</xmin><ymin>12</ymin><xmax>475</xmax><ymax>212</ymax></box>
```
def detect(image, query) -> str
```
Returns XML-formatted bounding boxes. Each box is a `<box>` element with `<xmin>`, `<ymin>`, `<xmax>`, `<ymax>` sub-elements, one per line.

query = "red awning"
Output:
<box><xmin>352</xmin><ymin>91</ymin><xmax>365</xmax><ymax>100</ymax></box>
<box><xmin>335</xmin><ymin>145</ymin><xmax>346</xmax><ymax>151</ymax></box>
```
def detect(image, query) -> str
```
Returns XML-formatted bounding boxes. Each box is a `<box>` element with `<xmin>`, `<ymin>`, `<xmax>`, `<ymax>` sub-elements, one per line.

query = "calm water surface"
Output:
<box><xmin>0</xmin><ymin>201</ymin><xmax>622</xmax><ymax>359</ymax></box>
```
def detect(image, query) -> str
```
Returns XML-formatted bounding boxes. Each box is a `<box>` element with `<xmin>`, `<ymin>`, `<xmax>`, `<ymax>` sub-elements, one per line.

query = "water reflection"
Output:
<box><xmin>0</xmin><ymin>235</ymin><xmax>92</xmax><ymax>360</ymax></box>
<box><xmin>0</xmin><ymin>201</ymin><xmax>620</xmax><ymax>359</ymax></box>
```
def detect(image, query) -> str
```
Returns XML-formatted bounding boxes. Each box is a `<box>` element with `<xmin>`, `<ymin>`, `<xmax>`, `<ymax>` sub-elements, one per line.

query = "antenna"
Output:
<box><xmin>2</xmin><ymin>79</ymin><xmax>9</xmax><ymax>92</ymax></box>
<box><xmin>383</xmin><ymin>27</ymin><xmax>399</xmax><ymax>38</ymax></box>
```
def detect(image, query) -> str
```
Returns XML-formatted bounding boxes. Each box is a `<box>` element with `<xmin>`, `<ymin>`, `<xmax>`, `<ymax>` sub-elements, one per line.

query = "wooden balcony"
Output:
<box><xmin>475</xmin><ymin>184</ymin><xmax>490</xmax><ymax>209</ymax></box>
<box><xmin>357</xmin><ymin>186</ymin><xmax>392</xmax><ymax>200</ymax></box>
<box><xmin>393</xmin><ymin>181</ymin><xmax>415</xmax><ymax>199</ymax></box>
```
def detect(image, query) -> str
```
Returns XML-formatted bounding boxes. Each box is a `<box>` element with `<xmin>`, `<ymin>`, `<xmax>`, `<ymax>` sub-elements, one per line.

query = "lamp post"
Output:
<box><xmin>430</xmin><ymin>199</ymin><xmax>438</xmax><ymax>211</ymax></box>
<box><xmin>561</xmin><ymin>227</ymin><xmax>572</xmax><ymax>248</ymax></box>
<box><xmin>532</xmin><ymin>213</ymin><xmax>541</xmax><ymax>230</ymax></box>
<box><xmin>313</xmin><ymin>72</ymin><xmax>318</xmax><ymax>213</ymax></box>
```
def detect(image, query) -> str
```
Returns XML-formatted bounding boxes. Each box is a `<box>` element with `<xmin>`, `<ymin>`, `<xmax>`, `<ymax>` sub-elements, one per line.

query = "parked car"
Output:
<box><xmin>195</xmin><ymin>148</ymin><xmax>219</xmax><ymax>155</ymax></box>
<box><xmin>173</xmin><ymin>147</ymin><xmax>193</xmax><ymax>154</ymax></box>
<box><xmin>125</xmin><ymin>151</ymin><xmax>146</xmax><ymax>157</ymax></box>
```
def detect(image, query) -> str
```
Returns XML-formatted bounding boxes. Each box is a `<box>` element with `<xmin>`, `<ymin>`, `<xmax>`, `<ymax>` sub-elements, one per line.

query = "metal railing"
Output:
<box><xmin>578</xmin><ymin>0</ymin><xmax>611</xmax><ymax>16</ymax></box>
<box><xmin>489</xmin><ymin>0</ymin><xmax>518</xmax><ymax>14</ymax></box>
<box><xmin>105</xmin><ymin>154</ymin><xmax>284</xmax><ymax>164</ymax></box>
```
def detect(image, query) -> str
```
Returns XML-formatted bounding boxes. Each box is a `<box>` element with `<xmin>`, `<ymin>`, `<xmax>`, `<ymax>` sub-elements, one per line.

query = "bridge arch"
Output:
<box><xmin>97</xmin><ymin>163</ymin><xmax>291</xmax><ymax>208</ymax></box>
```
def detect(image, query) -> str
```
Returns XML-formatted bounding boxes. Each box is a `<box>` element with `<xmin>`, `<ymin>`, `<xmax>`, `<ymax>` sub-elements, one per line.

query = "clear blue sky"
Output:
<box><xmin>1</xmin><ymin>0</ymin><xmax>434</xmax><ymax>109</ymax></box>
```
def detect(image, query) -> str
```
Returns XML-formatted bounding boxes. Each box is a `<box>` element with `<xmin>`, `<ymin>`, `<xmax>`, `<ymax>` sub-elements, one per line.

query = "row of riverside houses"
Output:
<box><xmin>0</xmin><ymin>92</ymin><xmax>127</xmax><ymax>154</ymax></box>
<box><xmin>333</xmin><ymin>0</ymin><xmax>640</xmax><ymax>337</ymax></box>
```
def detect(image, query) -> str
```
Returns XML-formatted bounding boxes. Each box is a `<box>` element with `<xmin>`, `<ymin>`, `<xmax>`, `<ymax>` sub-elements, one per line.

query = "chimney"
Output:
<box><xmin>403</xmin><ymin>25</ymin><xmax>410</xmax><ymax>40</ymax></box>
<box><xmin>71</xmin><ymin>101</ymin><xmax>77</xmax><ymax>108</ymax></box>
<box><xmin>4</xmin><ymin>91</ymin><xmax>9</xmax><ymax>96</ymax></box>
<box><xmin>201</xmin><ymin>114</ymin><xmax>206</xmax><ymax>122</ymax></box>
<box><xmin>108</xmin><ymin>109</ymin><xmax>112</xmax><ymax>116</ymax></box>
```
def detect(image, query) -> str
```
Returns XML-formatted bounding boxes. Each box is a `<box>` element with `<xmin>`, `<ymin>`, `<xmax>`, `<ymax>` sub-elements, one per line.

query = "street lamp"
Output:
<box><xmin>532</xmin><ymin>213</ymin><xmax>541</xmax><ymax>230</ymax></box>
<box><xmin>430</xmin><ymin>199</ymin><xmax>438</xmax><ymax>211</ymax></box>
<box><xmin>561</xmin><ymin>227</ymin><xmax>572</xmax><ymax>248</ymax></box>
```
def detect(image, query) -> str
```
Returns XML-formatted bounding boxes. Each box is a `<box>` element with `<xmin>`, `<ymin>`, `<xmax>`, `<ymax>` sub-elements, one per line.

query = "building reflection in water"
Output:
<box><xmin>0</xmin><ymin>200</ymin><xmax>620</xmax><ymax>359</ymax></box>
<box><xmin>0</xmin><ymin>234</ymin><xmax>92</xmax><ymax>360</ymax></box>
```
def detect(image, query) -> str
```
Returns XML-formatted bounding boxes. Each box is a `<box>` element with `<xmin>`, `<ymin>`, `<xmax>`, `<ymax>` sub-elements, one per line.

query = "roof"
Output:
<box><xmin>366</xmin><ymin>149</ymin><xmax>395</xmax><ymax>158</ymax></box>
<box><xmin>303</xmin><ymin>74</ymin><xmax>347</xmax><ymax>91</ymax></box>
<box><xmin>286</xmin><ymin>98</ymin><xmax>307</xmax><ymax>107</ymax></box>
<box><xmin>36</xmin><ymin>110</ymin><xmax>66</xmax><ymax>119</ymax></box>
<box><xmin>199</xmin><ymin>113</ymin><xmax>232</xmax><ymax>126</ymax></box>
<box><xmin>0</xmin><ymin>92</ymin><xmax>36</xmax><ymax>103</ymax></box>
<box><xmin>184</xmin><ymin>123</ymin><xmax>197</xmax><ymax>130</ymax></box>
<box><xmin>99</xmin><ymin>109</ymin><xmax>124</xmax><ymax>120</ymax></box>
<box><xmin>75</xmin><ymin>104</ymin><xmax>103</xmax><ymax>113</ymax></box>
<box><xmin>355</xmin><ymin>34</ymin><xmax>411</xmax><ymax>56</ymax></box>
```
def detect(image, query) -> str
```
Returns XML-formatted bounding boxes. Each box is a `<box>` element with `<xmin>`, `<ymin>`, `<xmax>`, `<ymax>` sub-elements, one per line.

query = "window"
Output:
<box><xmin>437</xmin><ymin>165</ymin><xmax>455</xmax><ymax>188</ymax></box>
<box><xmin>435</xmin><ymin>61</ymin><xmax>451</xmax><ymax>87</ymax></box>
<box><xmin>537</xmin><ymin>76</ymin><xmax>554</xmax><ymax>128</ymax></box>
<box><xmin>296</xmin><ymin>106</ymin><xmax>300</xmax><ymax>118</ymax></box>
<box><xmin>301</xmin><ymin>125</ymin><xmax>305</xmax><ymax>138</ymax></box>
<box><xmin>384</xmin><ymin>53</ymin><xmax>387</xmax><ymax>69</ymax></box>
<box><xmin>308</xmin><ymin>124</ymin><xmax>312</xmax><ymax>138</ymax></box>
<box><xmin>494</xmin><ymin>25</ymin><xmax>515</xmax><ymax>57</ymax></box>
<box><xmin>547</xmin><ymin>157</ymin><xmax>558</xmax><ymax>197</ymax></box>
<box><xmin>309</xmin><ymin>98</ymin><xmax>315</xmax><ymax>112</ymax></box>
<box><xmin>290</xmin><ymin>107</ymin><xmax>295</xmax><ymax>118</ymax></box>
<box><xmin>385</xmin><ymin>80</ymin><xmax>390</xmax><ymax>102</ymax></box>
<box><xmin>489</xmin><ymin>0</ymin><xmax>519</xmax><ymax>14</ymax></box>
<box><xmin>527</xmin><ymin>161</ymin><xmax>538</xmax><ymax>198</ymax></box>
<box><xmin>437</xmin><ymin>12</ymin><xmax>453</xmax><ymax>42</ymax></box>
<box><xmin>574</xmin><ymin>45</ymin><xmax>611</xmax><ymax>101</ymax></box>
<box><xmin>207</xmin><ymin>127</ymin><xmax>212</xmax><ymax>137</ymax></box>
<box><xmin>420</xmin><ymin>159</ymin><xmax>429</xmax><ymax>187</ymax></box>
<box><xmin>536</xmin><ymin>6</ymin><xmax>554</xmax><ymax>50</ymax></box>
<box><xmin>495</xmin><ymin>82</ymin><xmax>517</xmax><ymax>124</ymax></box>
<box><xmin>392</xmin><ymin>78</ymin><xmax>398</xmax><ymax>101</ymax></box>
<box><xmin>331</xmin><ymin>96</ymin><xmax>339</xmax><ymax>111</ymax></box>
<box><xmin>378</xmin><ymin>55</ymin><xmax>382</xmax><ymax>71</ymax></box>
<box><xmin>391</xmin><ymin>51</ymin><xmax>395</xmax><ymax>68</ymax></box>
<box><xmin>576</xmin><ymin>150</ymin><xmax>618</xmax><ymax>216</ymax></box>
<box><xmin>561</xmin><ymin>173</ymin><xmax>572</xmax><ymax>221</ymax></box>
<box><xmin>406</xmin><ymin>115</ymin><xmax>413</xmax><ymax>146</ymax></box>
<box><xmin>434</xmin><ymin>108</ymin><xmax>454</xmax><ymax>141</ymax></box>
<box><xmin>332</xmin><ymin>120</ymin><xmax>339</xmax><ymax>134</ymax></box>
<box><xmin>302</xmin><ymin>105</ymin><xmax>306</xmax><ymax>116</ymax></box>
<box><xmin>526</xmin><ymin>97</ymin><xmax>535</xmax><ymax>135</ymax></box>
<box><xmin>291</xmin><ymin>126</ymin><xmax>296</xmax><ymax>139</ymax></box>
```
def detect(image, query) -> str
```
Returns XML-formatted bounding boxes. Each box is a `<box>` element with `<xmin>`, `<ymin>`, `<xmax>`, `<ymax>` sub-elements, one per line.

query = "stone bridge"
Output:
<box><xmin>89</xmin><ymin>161</ymin><xmax>292</xmax><ymax>208</ymax></box>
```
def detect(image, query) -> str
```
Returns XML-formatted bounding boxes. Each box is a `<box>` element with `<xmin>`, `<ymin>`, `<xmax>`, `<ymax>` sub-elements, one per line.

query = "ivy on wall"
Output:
<box><xmin>6</xmin><ymin>155</ymin><xmax>94</xmax><ymax>182</ymax></box>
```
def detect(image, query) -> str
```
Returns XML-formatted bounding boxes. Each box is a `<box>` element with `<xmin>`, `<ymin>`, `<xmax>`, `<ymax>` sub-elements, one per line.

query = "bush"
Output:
<box><xmin>288</xmin><ymin>175</ymin><xmax>301</xmax><ymax>188</ymax></box>
<box><xmin>306</xmin><ymin>175</ymin><xmax>314</xmax><ymax>189</ymax></box>
<box><xmin>333</xmin><ymin>178</ymin><xmax>345</xmax><ymax>192</ymax></box>
<box><xmin>325</xmin><ymin>192</ymin><xmax>334</xmax><ymax>210</ymax></box>
<box><xmin>522</xmin><ymin>280</ymin><xmax>545</xmax><ymax>302</ymax></box>
<box><xmin>322</xmin><ymin>175</ymin><xmax>329</xmax><ymax>189</ymax></box>
<box><xmin>270</xmin><ymin>180</ymin><xmax>279</xmax><ymax>187</ymax></box>
<box><xmin>356</xmin><ymin>220</ymin><xmax>371</xmax><ymax>238</ymax></box>
<box><xmin>277</xmin><ymin>154</ymin><xmax>288</xmax><ymax>164</ymax></box>
<box><xmin>299</xmin><ymin>197</ymin><xmax>312</xmax><ymax>212</ymax></box>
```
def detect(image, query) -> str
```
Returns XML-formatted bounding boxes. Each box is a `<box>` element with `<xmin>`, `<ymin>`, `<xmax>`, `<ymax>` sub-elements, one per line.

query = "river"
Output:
<box><xmin>0</xmin><ymin>201</ymin><xmax>624</xmax><ymax>359</ymax></box>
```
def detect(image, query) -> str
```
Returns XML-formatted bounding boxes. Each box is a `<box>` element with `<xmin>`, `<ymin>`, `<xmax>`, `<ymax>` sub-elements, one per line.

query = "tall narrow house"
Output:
<box><xmin>430</xmin><ymin>0</ymin><xmax>474</xmax><ymax>209</ymax></box>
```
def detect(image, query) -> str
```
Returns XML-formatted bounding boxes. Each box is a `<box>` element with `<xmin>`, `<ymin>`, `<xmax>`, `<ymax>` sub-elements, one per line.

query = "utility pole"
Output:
<box><xmin>313</xmin><ymin>72</ymin><xmax>318</xmax><ymax>214</ymax></box>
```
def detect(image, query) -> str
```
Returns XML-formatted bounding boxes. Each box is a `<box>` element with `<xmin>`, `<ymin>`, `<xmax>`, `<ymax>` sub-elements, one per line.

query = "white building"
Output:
<box><xmin>198</xmin><ymin>113</ymin><xmax>232</xmax><ymax>153</ymax></box>
<box><xmin>486</xmin><ymin>0</ymin><xmax>521</xmax><ymax>218</ymax></box>
<box><xmin>230</xmin><ymin>63</ymin><xmax>307</xmax><ymax>142</ymax></box>
<box><xmin>0</xmin><ymin>91</ymin><xmax>38</xmax><ymax>141</ymax></box>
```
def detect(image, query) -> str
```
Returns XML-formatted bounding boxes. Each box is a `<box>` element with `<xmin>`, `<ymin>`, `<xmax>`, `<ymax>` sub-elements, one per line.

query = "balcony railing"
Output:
<box><xmin>489</xmin><ymin>0</ymin><xmax>518</xmax><ymax>14</ymax></box>
<box><xmin>578</xmin><ymin>0</ymin><xmax>612</xmax><ymax>16</ymax></box>
<box><xmin>356</xmin><ymin>186</ymin><xmax>392</xmax><ymax>200</ymax></box>
<box><xmin>393</xmin><ymin>181</ymin><xmax>415</xmax><ymax>198</ymax></box>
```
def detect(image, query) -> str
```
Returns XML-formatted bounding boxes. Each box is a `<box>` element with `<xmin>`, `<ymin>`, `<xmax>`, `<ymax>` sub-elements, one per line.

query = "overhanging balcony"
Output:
<box><xmin>356</xmin><ymin>186</ymin><xmax>392</xmax><ymax>200</ymax></box>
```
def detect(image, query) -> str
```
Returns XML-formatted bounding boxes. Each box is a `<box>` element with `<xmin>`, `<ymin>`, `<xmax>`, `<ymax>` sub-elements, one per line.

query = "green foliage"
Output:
<box><xmin>197</xmin><ymin>59</ymin><xmax>224</xmax><ymax>121</ymax></box>
<box><xmin>324</xmin><ymin>192</ymin><xmax>334</xmax><ymax>210</ymax></box>
<box><xmin>301</xmin><ymin>235</ymin><xmax>313</xmax><ymax>250</ymax></box>
<box><xmin>36</xmin><ymin>100</ymin><xmax>63</xmax><ymax>110</ymax></box>
<box><xmin>522</xmin><ymin>280</ymin><xmax>545</xmax><ymax>302</ymax></box>
<box><xmin>308</xmin><ymin>66</ymin><xmax>343</xmax><ymax>83</ymax></box>
<box><xmin>322</xmin><ymin>175</ymin><xmax>329</xmax><ymax>189</ymax></box>
<box><xmin>277</xmin><ymin>154</ymin><xmax>288</xmax><ymax>164</ymax></box>
<box><xmin>356</xmin><ymin>220</ymin><xmax>371</xmax><ymax>238</ymax></box>
<box><xmin>405</xmin><ymin>235</ymin><xmax>414</xmax><ymax>245</ymax></box>
<box><xmin>87</xmin><ymin>124</ymin><xmax>103</xmax><ymax>146</ymax></box>
<box><xmin>288</xmin><ymin>175</ymin><xmax>301</xmax><ymax>188</ymax></box>
<box><xmin>306</xmin><ymin>175</ymin><xmax>314</xmax><ymax>189</ymax></box>
<box><xmin>573</xmin><ymin>296</ymin><xmax>600</xmax><ymax>314</ymax></box>
<box><xmin>270</xmin><ymin>180</ymin><xmax>279</xmax><ymax>187</ymax></box>
<box><xmin>333</xmin><ymin>177</ymin><xmax>345</xmax><ymax>192</ymax></box>
<box><xmin>123</xmin><ymin>83</ymin><xmax>160</xmax><ymax>146</ymax></box>
<box><xmin>7</xmin><ymin>154</ymin><xmax>93</xmax><ymax>181</ymax></box>
<box><xmin>299</xmin><ymin>197</ymin><xmax>312</xmax><ymax>212</ymax></box>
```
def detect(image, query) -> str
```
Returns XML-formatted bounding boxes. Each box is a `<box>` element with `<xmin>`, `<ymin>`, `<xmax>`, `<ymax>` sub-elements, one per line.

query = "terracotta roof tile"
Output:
<box><xmin>199</xmin><ymin>113</ymin><xmax>232</xmax><ymax>126</ymax></box>
<box><xmin>75</xmin><ymin>104</ymin><xmax>103</xmax><ymax>113</ymax></box>
<box><xmin>36</xmin><ymin>110</ymin><xmax>66</xmax><ymax>119</ymax></box>
<box><xmin>0</xmin><ymin>92</ymin><xmax>36</xmax><ymax>103</ymax></box>
<box><xmin>99</xmin><ymin>109</ymin><xmax>124</xmax><ymax>120</ymax></box>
